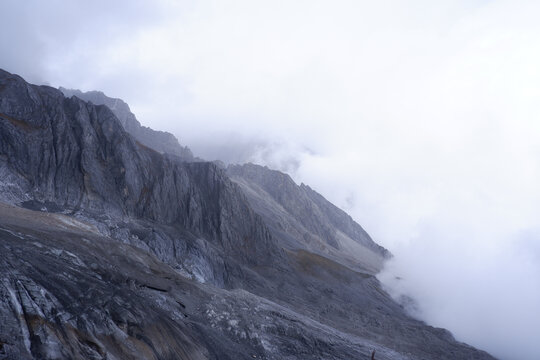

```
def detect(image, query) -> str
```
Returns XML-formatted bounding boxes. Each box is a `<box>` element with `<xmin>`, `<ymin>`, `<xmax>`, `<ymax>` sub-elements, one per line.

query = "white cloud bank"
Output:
<box><xmin>2</xmin><ymin>1</ymin><xmax>540</xmax><ymax>358</ymax></box>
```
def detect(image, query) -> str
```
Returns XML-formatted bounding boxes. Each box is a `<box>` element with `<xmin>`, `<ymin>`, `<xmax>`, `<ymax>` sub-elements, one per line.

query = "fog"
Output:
<box><xmin>2</xmin><ymin>1</ymin><xmax>540</xmax><ymax>358</ymax></box>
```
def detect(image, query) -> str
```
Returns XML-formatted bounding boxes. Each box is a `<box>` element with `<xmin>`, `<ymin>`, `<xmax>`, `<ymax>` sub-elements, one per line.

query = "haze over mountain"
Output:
<box><xmin>0</xmin><ymin>69</ymin><xmax>496</xmax><ymax>359</ymax></box>
<box><xmin>2</xmin><ymin>1</ymin><xmax>540</xmax><ymax>359</ymax></box>
<box><xmin>58</xmin><ymin>87</ymin><xmax>196</xmax><ymax>162</ymax></box>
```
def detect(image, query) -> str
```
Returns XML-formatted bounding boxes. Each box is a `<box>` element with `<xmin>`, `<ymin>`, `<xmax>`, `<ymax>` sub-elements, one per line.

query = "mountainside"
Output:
<box><xmin>228</xmin><ymin>163</ymin><xmax>389</xmax><ymax>273</ymax></box>
<box><xmin>0</xmin><ymin>69</ymin><xmax>496</xmax><ymax>360</ymax></box>
<box><xmin>59</xmin><ymin>87</ymin><xmax>195</xmax><ymax>161</ymax></box>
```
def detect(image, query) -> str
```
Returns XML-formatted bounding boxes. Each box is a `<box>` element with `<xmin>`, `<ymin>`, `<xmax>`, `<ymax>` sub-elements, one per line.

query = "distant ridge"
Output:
<box><xmin>228</xmin><ymin>163</ymin><xmax>390</xmax><ymax>273</ymax></box>
<box><xmin>60</xmin><ymin>87</ymin><xmax>196</xmax><ymax>161</ymax></box>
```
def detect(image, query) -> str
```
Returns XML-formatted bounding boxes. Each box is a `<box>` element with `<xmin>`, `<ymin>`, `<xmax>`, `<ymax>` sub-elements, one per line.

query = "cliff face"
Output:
<box><xmin>59</xmin><ymin>87</ymin><xmax>195</xmax><ymax>161</ymax></box>
<box><xmin>228</xmin><ymin>163</ymin><xmax>388</xmax><ymax>273</ymax></box>
<box><xmin>0</xmin><ymin>69</ymin><xmax>277</xmax><ymax>271</ymax></box>
<box><xmin>0</xmin><ymin>69</ymin><xmax>496</xmax><ymax>360</ymax></box>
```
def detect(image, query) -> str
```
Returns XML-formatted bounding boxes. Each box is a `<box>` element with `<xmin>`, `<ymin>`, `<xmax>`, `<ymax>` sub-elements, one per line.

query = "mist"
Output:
<box><xmin>2</xmin><ymin>1</ymin><xmax>540</xmax><ymax>358</ymax></box>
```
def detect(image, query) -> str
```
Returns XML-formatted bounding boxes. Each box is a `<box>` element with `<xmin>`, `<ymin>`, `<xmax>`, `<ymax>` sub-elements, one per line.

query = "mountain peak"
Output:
<box><xmin>59</xmin><ymin>86</ymin><xmax>195</xmax><ymax>161</ymax></box>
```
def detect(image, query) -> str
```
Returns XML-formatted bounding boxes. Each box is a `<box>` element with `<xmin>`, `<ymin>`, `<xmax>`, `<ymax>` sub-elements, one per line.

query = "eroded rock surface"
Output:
<box><xmin>59</xmin><ymin>87</ymin><xmax>195</xmax><ymax>161</ymax></box>
<box><xmin>0</xmin><ymin>69</ymin><xmax>496</xmax><ymax>360</ymax></box>
<box><xmin>228</xmin><ymin>163</ymin><xmax>388</xmax><ymax>273</ymax></box>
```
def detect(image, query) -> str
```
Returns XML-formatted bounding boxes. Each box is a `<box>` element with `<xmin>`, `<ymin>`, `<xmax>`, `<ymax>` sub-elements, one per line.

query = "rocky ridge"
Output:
<box><xmin>59</xmin><ymin>87</ymin><xmax>195</xmax><ymax>161</ymax></box>
<box><xmin>228</xmin><ymin>163</ymin><xmax>389</xmax><ymax>273</ymax></box>
<box><xmin>0</xmin><ymin>69</ymin><xmax>496</xmax><ymax>360</ymax></box>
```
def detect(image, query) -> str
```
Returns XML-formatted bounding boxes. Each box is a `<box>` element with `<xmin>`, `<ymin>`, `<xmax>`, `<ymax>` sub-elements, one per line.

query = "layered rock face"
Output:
<box><xmin>0</xmin><ymin>69</ymin><xmax>496</xmax><ymax>360</ymax></box>
<box><xmin>59</xmin><ymin>87</ymin><xmax>195</xmax><ymax>161</ymax></box>
<box><xmin>228</xmin><ymin>163</ymin><xmax>389</xmax><ymax>273</ymax></box>
<box><xmin>1</xmin><ymin>71</ymin><xmax>274</xmax><ymax>267</ymax></box>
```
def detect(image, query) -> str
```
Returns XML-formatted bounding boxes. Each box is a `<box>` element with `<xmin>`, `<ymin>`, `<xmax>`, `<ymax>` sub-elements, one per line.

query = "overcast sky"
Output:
<box><xmin>2</xmin><ymin>1</ymin><xmax>540</xmax><ymax>359</ymax></box>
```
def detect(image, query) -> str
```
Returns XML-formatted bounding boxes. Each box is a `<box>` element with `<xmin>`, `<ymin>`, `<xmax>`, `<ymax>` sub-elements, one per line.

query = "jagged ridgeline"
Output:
<box><xmin>0</xmin><ymin>69</ymin><xmax>495</xmax><ymax>360</ymax></box>
<box><xmin>58</xmin><ymin>87</ymin><xmax>195</xmax><ymax>162</ymax></box>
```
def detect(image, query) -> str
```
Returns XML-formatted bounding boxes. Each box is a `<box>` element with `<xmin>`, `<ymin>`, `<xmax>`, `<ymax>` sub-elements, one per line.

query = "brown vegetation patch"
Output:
<box><xmin>135</xmin><ymin>140</ymin><xmax>159</xmax><ymax>154</ymax></box>
<box><xmin>289</xmin><ymin>249</ymin><xmax>372</xmax><ymax>282</ymax></box>
<box><xmin>139</xmin><ymin>186</ymin><xmax>150</xmax><ymax>199</ymax></box>
<box><xmin>0</xmin><ymin>112</ymin><xmax>37</xmax><ymax>132</ymax></box>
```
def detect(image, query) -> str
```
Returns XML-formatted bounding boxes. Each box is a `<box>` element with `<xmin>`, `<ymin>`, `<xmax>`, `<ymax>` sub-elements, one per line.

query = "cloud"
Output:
<box><xmin>0</xmin><ymin>0</ymin><xmax>166</xmax><ymax>86</ymax></box>
<box><xmin>2</xmin><ymin>1</ymin><xmax>540</xmax><ymax>358</ymax></box>
<box><xmin>378</xmin><ymin>230</ymin><xmax>540</xmax><ymax>360</ymax></box>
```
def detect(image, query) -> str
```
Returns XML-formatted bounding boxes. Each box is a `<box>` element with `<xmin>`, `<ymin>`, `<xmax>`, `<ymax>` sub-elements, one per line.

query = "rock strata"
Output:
<box><xmin>59</xmin><ymin>87</ymin><xmax>195</xmax><ymax>161</ymax></box>
<box><xmin>0</xmin><ymin>69</ymin><xmax>496</xmax><ymax>360</ymax></box>
<box><xmin>228</xmin><ymin>163</ymin><xmax>389</xmax><ymax>273</ymax></box>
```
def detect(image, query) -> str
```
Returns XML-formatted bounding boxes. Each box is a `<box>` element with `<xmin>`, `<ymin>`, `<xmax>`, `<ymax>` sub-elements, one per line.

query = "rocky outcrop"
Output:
<box><xmin>59</xmin><ymin>87</ymin><xmax>195</xmax><ymax>161</ymax></box>
<box><xmin>0</xmin><ymin>203</ymin><xmax>211</xmax><ymax>360</ymax></box>
<box><xmin>0</xmin><ymin>69</ymin><xmax>497</xmax><ymax>360</ymax></box>
<box><xmin>0</xmin><ymin>203</ymin><xmax>495</xmax><ymax>360</ymax></box>
<box><xmin>0</xmin><ymin>69</ymin><xmax>277</xmax><ymax>272</ymax></box>
<box><xmin>228</xmin><ymin>163</ymin><xmax>388</xmax><ymax>273</ymax></box>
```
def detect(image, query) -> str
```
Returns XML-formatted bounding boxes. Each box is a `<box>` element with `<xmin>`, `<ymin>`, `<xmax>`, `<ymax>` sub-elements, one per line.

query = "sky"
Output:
<box><xmin>1</xmin><ymin>1</ymin><xmax>540</xmax><ymax>358</ymax></box>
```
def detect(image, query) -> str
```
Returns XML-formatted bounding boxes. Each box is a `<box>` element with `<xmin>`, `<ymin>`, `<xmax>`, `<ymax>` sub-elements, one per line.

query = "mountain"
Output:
<box><xmin>0</xmin><ymin>69</ymin><xmax>495</xmax><ymax>359</ymax></box>
<box><xmin>227</xmin><ymin>163</ymin><xmax>389</xmax><ymax>274</ymax></box>
<box><xmin>59</xmin><ymin>87</ymin><xmax>195</xmax><ymax>161</ymax></box>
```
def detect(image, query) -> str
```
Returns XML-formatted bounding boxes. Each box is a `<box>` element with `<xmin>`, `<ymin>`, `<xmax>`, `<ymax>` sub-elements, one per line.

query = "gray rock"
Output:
<box><xmin>228</xmin><ymin>163</ymin><xmax>389</xmax><ymax>273</ymax></box>
<box><xmin>0</xmin><ymin>203</ymin><xmax>494</xmax><ymax>360</ymax></box>
<box><xmin>59</xmin><ymin>87</ymin><xmax>195</xmax><ymax>161</ymax></box>
<box><xmin>1</xmin><ymin>70</ymin><xmax>276</xmax><ymax>270</ymax></box>
<box><xmin>0</xmin><ymin>69</ymin><xmax>497</xmax><ymax>360</ymax></box>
